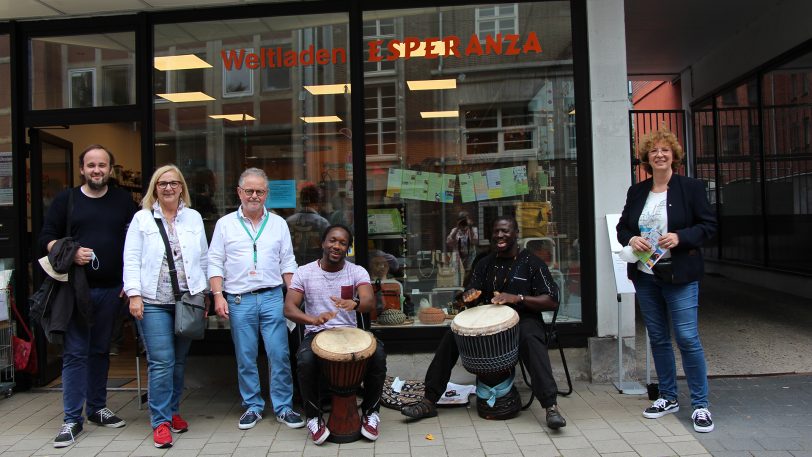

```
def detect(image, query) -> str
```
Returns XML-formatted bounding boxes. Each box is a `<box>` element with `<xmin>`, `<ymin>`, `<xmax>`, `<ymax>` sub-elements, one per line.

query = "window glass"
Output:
<box><xmin>363</xmin><ymin>2</ymin><xmax>581</xmax><ymax>326</ymax></box>
<box><xmin>30</xmin><ymin>33</ymin><xmax>136</xmax><ymax>109</ymax></box>
<box><xmin>761</xmin><ymin>51</ymin><xmax>812</xmax><ymax>273</ymax></box>
<box><xmin>0</xmin><ymin>35</ymin><xmax>12</xmax><ymax>206</ymax></box>
<box><xmin>154</xmin><ymin>14</ymin><xmax>352</xmax><ymax>272</ymax></box>
<box><xmin>713</xmin><ymin>79</ymin><xmax>764</xmax><ymax>264</ymax></box>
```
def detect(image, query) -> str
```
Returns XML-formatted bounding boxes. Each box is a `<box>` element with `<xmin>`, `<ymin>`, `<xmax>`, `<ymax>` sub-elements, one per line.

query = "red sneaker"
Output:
<box><xmin>306</xmin><ymin>417</ymin><xmax>330</xmax><ymax>445</ymax></box>
<box><xmin>153</xmin><ymin>422</ymin><xmax>173</xmax><ymax>449</ymax></box>
<box><xmin>171</xmin><ymin>414</ymin><xmax>188</xmax><ymax>433</ymax></box>
<box><xmin>361</xmin><ymin>412</ymin><xmax>380</xmax><ymax>441</ymax></box>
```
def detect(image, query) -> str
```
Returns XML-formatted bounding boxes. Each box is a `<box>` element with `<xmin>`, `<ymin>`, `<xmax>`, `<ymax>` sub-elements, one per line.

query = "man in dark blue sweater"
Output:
<box><xmin>39</xmin><ymin>145</ymin><xmax>137</xmax><ymax>448</ymax></box>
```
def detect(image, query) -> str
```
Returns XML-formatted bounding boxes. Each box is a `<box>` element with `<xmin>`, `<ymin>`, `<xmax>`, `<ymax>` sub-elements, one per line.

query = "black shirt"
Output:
<box><xmin>468</xmin><ymin>249</ymin><xmax>559</xmax><ymax>317</ymax></box>
<box><xmin>39</xmin><ymin>186</ymin><xmax>138</xmax><ymax>288</ymax></box>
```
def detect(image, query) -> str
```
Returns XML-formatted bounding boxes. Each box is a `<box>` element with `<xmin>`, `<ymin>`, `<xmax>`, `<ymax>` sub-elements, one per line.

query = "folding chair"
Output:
<box><xmin>518</xmin><ymin>308</ymin><xmax>573</xmax><ymax>410</ymax></box>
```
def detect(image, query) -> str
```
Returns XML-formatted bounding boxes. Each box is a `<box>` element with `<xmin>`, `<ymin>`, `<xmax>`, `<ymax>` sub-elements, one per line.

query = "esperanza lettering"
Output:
<box><xmin>221</xmin><ymin>32</ymin><xmax>542</xmax><ymax>70</ymax></box>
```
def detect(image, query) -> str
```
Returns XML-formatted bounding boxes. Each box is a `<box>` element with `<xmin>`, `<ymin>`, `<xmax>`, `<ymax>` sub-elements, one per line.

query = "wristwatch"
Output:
<box><xmin>352</xmin><ymin>297</ymin><xmax>361</xmax><ymax>309</ymax></box>
<box><xmin>518</xmin><ymin>294</ymin><xmax>525</xmax><ymax>304</ymax></box>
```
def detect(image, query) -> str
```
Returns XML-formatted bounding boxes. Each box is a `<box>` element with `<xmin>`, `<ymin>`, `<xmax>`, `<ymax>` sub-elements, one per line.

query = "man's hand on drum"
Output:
<box><xmin>330</xmin><ymin>296</ymin><xmax>359</xmax><ymax>312</ymax></box>
<box><xmin>310</xmin><ymin>311</ymin><xmax>338</xmax><ymax>325</ymax></box>
<box><xmin>491</xmin><ymin>291</ymin><xmax>521</xmax><ymax>306</ymax></box>
<box><xmin>462</xmin><ymin>289</ymin><xmax>482</xmax><ymax>303</ymax></box>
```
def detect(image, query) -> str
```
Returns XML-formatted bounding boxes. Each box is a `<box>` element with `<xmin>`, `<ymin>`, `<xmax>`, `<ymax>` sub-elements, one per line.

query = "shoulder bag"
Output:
<box><xmin>154</xmin><ymin>213</ymin><xmax>206</xmax><ymax>340</ymax></box>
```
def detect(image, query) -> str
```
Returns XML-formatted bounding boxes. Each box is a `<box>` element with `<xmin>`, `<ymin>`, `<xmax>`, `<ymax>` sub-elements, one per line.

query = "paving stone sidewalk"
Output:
<box><xmin>0</xmin><ymin>378</ymin><xmax>711</xmax><ymax>457</ymax></box>
<box><xmin>674</xmin><ymin>375</ymin><xmax>812</xmax><ymax>457</ymax></box>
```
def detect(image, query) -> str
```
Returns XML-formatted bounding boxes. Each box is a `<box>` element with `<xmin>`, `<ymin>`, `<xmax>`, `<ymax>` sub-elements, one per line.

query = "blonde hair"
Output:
<box><xmin>638</xmin><ymin>129</ymin><xmax>685</xmax><ymax>174</ymax></box>
<box><xmin>141</xmin><ymin>164</ymin><xmax>192</xmax><ymax>210</ymax></box>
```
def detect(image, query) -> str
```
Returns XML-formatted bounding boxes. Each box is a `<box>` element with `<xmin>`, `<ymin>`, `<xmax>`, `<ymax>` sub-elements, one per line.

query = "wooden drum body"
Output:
<box><xmin>451</xmin><ymin>305</ymin><xmax>521</xmax><ymax>420</ymax></box>
<box><xmin>311</xmin><ymin>328</ymin><xmax>376</xmax><ymax>443</ymax></box>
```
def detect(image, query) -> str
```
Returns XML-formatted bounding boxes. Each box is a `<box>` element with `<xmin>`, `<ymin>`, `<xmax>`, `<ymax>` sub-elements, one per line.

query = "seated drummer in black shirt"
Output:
<box><xmin>401</xmin><ymin>216</ymin><xmax>566</xmax><ymax>429</ymax></box>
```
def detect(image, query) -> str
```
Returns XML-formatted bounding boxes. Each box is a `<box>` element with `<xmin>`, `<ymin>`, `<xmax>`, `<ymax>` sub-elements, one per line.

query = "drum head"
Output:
<box><xmin>311</xmin><ymin>327</ymin><xmax>376</xmax><ymax>362</ymax></box>
<box><xmin>451</xmin><ymin>304</ymin><xmax>519</xmax><ymax>337</ymax></box>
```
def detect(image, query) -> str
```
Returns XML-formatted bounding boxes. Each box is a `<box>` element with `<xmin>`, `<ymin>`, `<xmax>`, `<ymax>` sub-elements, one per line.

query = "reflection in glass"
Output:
<box><xmin>364</xmin><ymin>3</ymin><xmax>581</xmax><ymax>324</ymax></box>
<box><xmin>30</xmin><ymin>33</ymin><xmax>136</xmax><ymax>109</ymax></box>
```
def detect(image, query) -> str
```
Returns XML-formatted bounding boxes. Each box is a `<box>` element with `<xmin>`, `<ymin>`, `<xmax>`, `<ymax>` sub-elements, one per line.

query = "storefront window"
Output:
<box><xmin>154</xmin><ymin>14</ymin><xmax>352</xmax><ymax>270</ymax></box>
<box><xmin>30</xmin><ymin>33</ymin><xmax>136</xmax><ymax>109</ymax></box>
<box><xmin>0</xmin><ymin>34</ymin><xmax>12</xmax><ymax>207</ymax></box>
<box><xmin>363</xmin><ymin>2</ymin><xmax>581</xmax><ymax>326</ymax></box>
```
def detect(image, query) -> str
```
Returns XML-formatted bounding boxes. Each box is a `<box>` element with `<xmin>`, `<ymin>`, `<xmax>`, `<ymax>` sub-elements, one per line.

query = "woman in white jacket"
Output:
<box><xmin>123</xmin><ymin>164</ymin><xmax>209</xmax><ymax>448</ymax></box>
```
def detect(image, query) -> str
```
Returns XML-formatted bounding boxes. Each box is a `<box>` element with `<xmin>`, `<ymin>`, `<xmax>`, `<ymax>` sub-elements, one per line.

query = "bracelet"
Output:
<box><xmin>212</xmin><ymin>291</ymin><xmax>223</xmax><ymax>296</ymax></box>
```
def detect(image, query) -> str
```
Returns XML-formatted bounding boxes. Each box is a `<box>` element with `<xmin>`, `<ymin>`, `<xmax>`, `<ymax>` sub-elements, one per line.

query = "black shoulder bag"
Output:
<box><xmin>153</xmin><ymin>213</ymin><xmax>206</xmax><ymax>340</ymax></box>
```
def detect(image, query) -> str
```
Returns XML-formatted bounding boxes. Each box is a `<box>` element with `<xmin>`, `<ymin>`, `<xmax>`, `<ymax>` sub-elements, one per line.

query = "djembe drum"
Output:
<box><xmin>451</xmin><ymin>304</ymin><xmax>522</xmax><ymax>420</ymax></box>
<box><xmin>311</xmin><ymin>327</ymin><xmax>377</xmax><ymax>443</ymax></box>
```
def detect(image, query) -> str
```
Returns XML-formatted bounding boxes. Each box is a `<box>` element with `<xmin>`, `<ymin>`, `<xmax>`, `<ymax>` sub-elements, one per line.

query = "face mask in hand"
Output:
<box><xmin>90</xmin><ymin>251</ymin><xmax>100</xmax><ymax>271</ymax></box>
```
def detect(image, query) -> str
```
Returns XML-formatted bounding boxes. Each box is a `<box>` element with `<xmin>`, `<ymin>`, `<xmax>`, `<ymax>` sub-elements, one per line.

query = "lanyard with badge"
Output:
<box><xmin>238</xmin><ymin>212</ymin><xmax>269</xmax><ymax>297</ymax></box>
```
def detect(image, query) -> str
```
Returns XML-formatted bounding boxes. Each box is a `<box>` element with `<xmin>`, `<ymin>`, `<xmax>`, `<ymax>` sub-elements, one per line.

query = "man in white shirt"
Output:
<box><xmin>208</xmin><ymin>168</ymin><xmax>305</xmax><ymax>430</ymax></box>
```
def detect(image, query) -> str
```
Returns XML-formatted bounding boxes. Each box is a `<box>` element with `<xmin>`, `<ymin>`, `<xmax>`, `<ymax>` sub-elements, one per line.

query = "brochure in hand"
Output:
<box><xmin>636</xmin><ymin>228</ymin><xmax>668</xmax><ymax>269</ymax></box>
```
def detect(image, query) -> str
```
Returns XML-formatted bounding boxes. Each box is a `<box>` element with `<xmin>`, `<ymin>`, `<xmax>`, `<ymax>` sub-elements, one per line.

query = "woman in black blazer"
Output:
<box><xmin>617</xmin><ymin>129</ymin><xmax>717</xmax><ymax>433</ymax></box>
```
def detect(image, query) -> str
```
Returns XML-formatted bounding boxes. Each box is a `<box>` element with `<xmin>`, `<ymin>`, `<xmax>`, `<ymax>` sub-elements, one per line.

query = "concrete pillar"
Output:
<box><xmin>586</xmin><ymin>0</ymin><xmax>637</xmax><ymax>382</ymax></box>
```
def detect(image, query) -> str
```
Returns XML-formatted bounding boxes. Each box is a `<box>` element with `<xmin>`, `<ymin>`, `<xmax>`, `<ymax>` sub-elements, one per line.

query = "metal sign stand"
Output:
<box><xmin>613</xmin><ymin>293</ymin><xmax>646</xmax><ymax>395</ymax></box>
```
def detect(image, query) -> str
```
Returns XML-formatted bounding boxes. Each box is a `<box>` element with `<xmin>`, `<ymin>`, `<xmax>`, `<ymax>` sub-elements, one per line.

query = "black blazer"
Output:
<box><xmin>616</xmin><ymin>174</ymin><xmax>717</xmax><ymax>284</ymax></box>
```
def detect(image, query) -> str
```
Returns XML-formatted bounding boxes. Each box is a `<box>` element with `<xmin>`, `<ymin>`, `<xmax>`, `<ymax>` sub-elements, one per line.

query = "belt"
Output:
<box><xmin>224</xmin><ymin>287</ymin><xmax>276</xmax><ymax>300</ymax></box>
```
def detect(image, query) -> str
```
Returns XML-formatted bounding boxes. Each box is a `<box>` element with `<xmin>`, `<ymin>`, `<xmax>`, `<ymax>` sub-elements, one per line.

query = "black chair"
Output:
<box><xmin>518</xmin><ymin>308</ymin><xmax>572</xmax><ymax>410</ymax></box>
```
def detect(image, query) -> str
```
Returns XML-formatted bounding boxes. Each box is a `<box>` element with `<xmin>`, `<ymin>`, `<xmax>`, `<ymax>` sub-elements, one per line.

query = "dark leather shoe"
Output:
<box><xmin>546</xmin><ymin>405</ymin><xmax>566</xmax><ymax>429</ymax></box>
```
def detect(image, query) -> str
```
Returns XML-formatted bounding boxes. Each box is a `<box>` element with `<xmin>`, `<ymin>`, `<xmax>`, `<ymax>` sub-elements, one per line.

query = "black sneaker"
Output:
<box><xmin>692</xmin><ymin>407</ymin><xmax>714</xmax><ymax>432</ymax></box>
<box><xmin>276</xmin><ymin>409</ymin><xmax>305</xmax><ymax>429</ymax></box>
<box><xmin>643</xmin><ymin>398</ymin><xmax>679</xmax><ymax>419</ymax></box>
<box><xmin>53</xmin><ymin>422</ymin><xmax>82</xmax><ymax>448</ymax></box>
<box><xmin>87</xmin><ymin>408</ymin><xmax>126</xmax><ymax>428</ymax></box>
<box><xmin>546</xmin><ymin>405</ymin><xmax>567</xmax><ymax>429</ymax></box>
<box><xmin>238</xmin><ymin>410</ymin><xmax>262</xmax><ymax>430</ymax></box>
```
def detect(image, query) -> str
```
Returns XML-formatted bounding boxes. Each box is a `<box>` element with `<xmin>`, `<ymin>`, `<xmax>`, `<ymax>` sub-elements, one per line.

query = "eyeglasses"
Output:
<box><xmin>239</xmin><ymin>187</ymin><xmax>267</xmax><ymax>197</ymax></box>
<box><xmin>157</xmin><ymin>181</ymin><xmax>182</xmax><ymax>189</ymax></box>
<box><xmin>648</xmin><ymin>147</ymin><xmax>672</xmax><ymax>156</ymax></box>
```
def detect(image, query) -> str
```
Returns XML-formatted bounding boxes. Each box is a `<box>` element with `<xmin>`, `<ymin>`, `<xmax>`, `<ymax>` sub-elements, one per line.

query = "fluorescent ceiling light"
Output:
<box><xmin>156</xmin><ymin>92</ymin><xmax>215</xmax><ymax>102</ymax></box>
<box><xmin>420</xmin><ymin>111</ymin><xmax>459</xmax><ymax>118</ymax></box>
<box><xmin>210</xmin><ymin>114</ymin><xmax>256</xmax><ymax>121</ymax></box>
<box><xmin>304</xmin><ymin>84</ymin><xmax>351</xmax><ymax>95</ymax></box>
<box><xmin>154</xmin><ymin>55</ymin><xmax>212</xmax><ymax>71</ymax></box>
<box><xmin>407</xmin><ymin>79</ymin><xmax>457</xmax><ymax>91</ymax></box>
<box><xmin>301</xmin><ymin>116</ymin><xmax>342</xmax><ymax>123</ymax></box>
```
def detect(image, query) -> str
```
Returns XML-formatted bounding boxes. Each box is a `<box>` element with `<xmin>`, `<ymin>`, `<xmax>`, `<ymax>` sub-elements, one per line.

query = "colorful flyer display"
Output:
<box><xmin>0</xmin><ymin>152</ymin><xmax>11</xmax><ymax>206</ymax></box>
<box><xmin>368</xmin><ymin>208</ymin><xmax>403</xmax><ymax>234</ymax></box>
<box><xmin>386</xmin><ymin>168</ymin><xmax>456</xmax><ymax>203</ymax></box>
<box><xmin>385</xmin><ymin>168</ymin><xmax>402</xmax><ymax>198</ymax></box>
<box><xmin>459</xmin><ymin>165</ymin><xmax>529</xmax><ymax>202</ymax></box>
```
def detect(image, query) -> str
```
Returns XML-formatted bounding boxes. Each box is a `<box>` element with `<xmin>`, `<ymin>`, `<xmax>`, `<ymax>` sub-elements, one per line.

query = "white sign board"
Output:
<box><xmin>606</xmin><ymin>214</ymin><xmax>635</xmax><ymax>295</ymax></box>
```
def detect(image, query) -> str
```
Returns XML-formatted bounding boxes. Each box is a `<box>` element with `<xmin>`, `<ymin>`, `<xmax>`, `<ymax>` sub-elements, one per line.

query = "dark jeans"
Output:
<box><xmin>297</xmin><ymin>331</ymin><xmax>387</xmax><ymax>419</ymax></box>
<box><xmin>62</xmin><ymin>286</ymin><xmax>123</xmax><ymax>424</ymax></box>
<box><xmin>424</xmin><ymin>317</ymin><xmax>559</xmax><ymax>408</ymax></box>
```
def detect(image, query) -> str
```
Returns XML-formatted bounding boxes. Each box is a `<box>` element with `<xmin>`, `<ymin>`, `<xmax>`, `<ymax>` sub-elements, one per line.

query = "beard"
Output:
<box><xmin>85</xmin><ymin>175</ymin><xmax>108</xmax><ymax>190</ymax></box>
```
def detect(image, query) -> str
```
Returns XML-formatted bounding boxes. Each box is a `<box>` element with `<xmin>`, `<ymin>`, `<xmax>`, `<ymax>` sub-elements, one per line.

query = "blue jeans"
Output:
<box><xmin>137</xmin><ymin>303</ymin><xmax>193</xmax><ymax>429</ymax></box>
<box><xmin>228</xmin><ymin>287</ymin><xmax>293</xmax><ymax>415</ymax></box>
<box><xmin>634</xmin><ymin>273</ymin><xmax>709</xmax><ymax>408</ymax></box>
<box><xmin>62</xmin><ymin>287</ymin><xmax>123</xmax><ymax>424</ymax></box>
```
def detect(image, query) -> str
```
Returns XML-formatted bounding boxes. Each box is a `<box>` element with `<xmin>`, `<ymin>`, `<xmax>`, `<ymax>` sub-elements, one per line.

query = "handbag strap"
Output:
<box><xmin>10</xmin><ymin>287</ymin><xmax>34</xmax><ymax>341</ymax></box>
<box><xmin>153</xmin><ymin>211</ymin><xmax>182</xmax><ymax>301</ymax></box>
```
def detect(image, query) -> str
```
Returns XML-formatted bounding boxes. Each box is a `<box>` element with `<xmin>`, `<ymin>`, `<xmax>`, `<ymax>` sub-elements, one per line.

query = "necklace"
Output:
<box><xmin>318</xmin><ymin>259</ymin><xmax>349</xmax><ymax>284</ymax></box>
<box><xmin>491</xmin><ymin>254</ymin><xmax>518</xmax><ymax>293</ymax></box>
